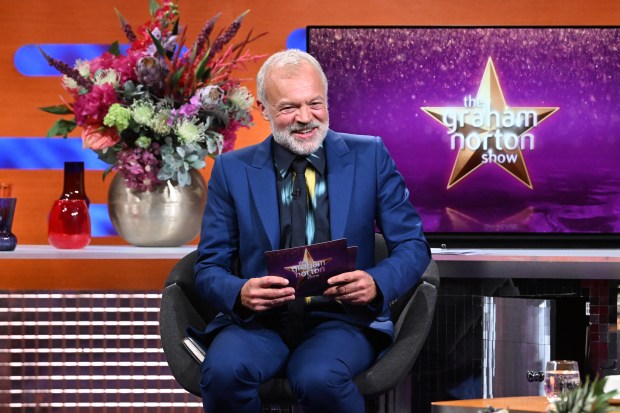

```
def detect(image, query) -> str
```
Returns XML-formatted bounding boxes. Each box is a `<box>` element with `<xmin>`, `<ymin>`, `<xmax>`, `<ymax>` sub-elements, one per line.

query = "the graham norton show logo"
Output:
<box><xmin>422</xmin><ymin>57</ymin><xmax>559</xmax><ymax>189</ymax></box>
<box><xmin>284</xmin><ymin>249</ymin><xmax>332</xmax><ymax>284</ymax></box>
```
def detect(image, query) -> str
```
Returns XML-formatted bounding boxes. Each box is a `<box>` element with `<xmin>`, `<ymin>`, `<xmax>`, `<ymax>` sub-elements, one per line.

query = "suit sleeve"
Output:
<box><xmin>366</xmin><ymin>137</ymin><xmax>431</xmax><ymax>313</ymax></box>
<box><xmin>193</xmin><ymin>155</ymin><xmax>248</xmax><ymax>322</ymax></box>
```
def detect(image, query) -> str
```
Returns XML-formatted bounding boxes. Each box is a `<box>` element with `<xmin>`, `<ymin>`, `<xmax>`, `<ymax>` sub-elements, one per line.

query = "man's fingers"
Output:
<box><xmin>244</xmin><ymin>293</ymin><xmax>295</xmax><ymax>311</ymax></box>
<box><xmin>241</xmin><ymin>276</ymin><xmax>296</xmax><ymax>312</ymax></box>
<box><xmin>259</xmin><ymin>276</ymin><xmax>291</xmax><ymax>288</ymax></box>
<box><xmin>323</xmin><ymin>270</ymin><xmax>377</xmax><ymax>305</ymax></box>
<box><xmin>327</xmin><ymin>271</ymin><xmax>355</xmax><ymax>286</ymax></box>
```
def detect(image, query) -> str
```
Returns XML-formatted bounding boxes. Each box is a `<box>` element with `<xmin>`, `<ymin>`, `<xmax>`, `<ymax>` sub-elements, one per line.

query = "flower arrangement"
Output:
<box><xmin>40</xmin><ymin>0</ymin><xmax>264</xmax><ymax>191</ymax></box>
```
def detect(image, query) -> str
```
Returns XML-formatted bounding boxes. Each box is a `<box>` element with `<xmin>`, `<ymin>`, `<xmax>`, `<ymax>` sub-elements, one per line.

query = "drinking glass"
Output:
<box><xmin>544</xmin><ymin>360</ymin><xmax>581</xmax><ymax>402</ymax></box>
<box><xmin>0</xmin><ymin>183</ymin><xmax>11</xmax><ymax>198</ymax></box>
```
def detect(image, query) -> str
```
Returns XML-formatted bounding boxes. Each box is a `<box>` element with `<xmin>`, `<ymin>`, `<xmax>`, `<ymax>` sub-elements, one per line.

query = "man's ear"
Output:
<box><xmin>257</xmin><ymin>100</ymin><xmax>270</xmax><ymax>121</ymax></box>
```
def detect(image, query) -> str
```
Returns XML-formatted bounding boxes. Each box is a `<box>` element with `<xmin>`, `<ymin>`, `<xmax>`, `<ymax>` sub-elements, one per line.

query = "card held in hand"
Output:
<box><xmin>264</xmin><ymin>238</ymin><xmax>357</xmax><ymax>297</ymax></box>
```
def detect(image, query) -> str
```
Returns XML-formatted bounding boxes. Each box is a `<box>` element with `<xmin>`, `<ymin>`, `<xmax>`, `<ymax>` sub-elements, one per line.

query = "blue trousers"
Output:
<box><xmin>199</xmin><ymin>319</ymin><xmax>376</xmax><ymax>413</ymax></box>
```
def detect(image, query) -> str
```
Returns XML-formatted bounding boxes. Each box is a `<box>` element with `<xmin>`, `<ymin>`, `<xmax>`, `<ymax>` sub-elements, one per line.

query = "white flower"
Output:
<box><xmin>175</xmin><ymin>117</ymin><xmax>207</xmax><ymax>145</ymax></box>
<box><xmin>131</xmin><ymin>100</ymin><xmax>156</xmax><ymax>126</ymax></box>
<box><xmin>150</xmin><ymin>110</ymin><xmax>173</xmax><ymax>135</ymax></box>
<box><xmin>93</xmin><ymin>68</ymin><xmax>120</xmax><ymax>87</ymax></box>
<box><xmin>74</xmin><ymin>59</ymin><xmax>90</xmax><ymax>78</ymax></box>
<box><xmin>227</xmin><ymin>86</ymin><xmax>254</xmax><ymax>111</ymax></box>
<box><xmin>61</xmin><ymin>75</ymin><xmax>79</xmax><ymax>91</ymax></box>
<box><xmin>63</xmin><ymin>59</ymin><xmax>91</xmax><ymax>91</ymax></box>
<box><xmin>196</xmin><ymin>85</ymin><xmax>224</xmax><ymax>107</ymax></box>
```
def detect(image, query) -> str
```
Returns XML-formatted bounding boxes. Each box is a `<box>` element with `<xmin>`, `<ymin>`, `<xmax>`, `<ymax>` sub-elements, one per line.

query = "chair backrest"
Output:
<box><xmin>164</xmin><ymin>249</ymin><xmax>217</xmax><ymax>324</ymax></box>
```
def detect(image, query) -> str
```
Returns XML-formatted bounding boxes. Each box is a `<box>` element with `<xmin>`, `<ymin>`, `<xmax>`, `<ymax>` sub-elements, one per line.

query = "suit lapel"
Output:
<box><xmin>247</xmin><ymin>137</ymin><xmax>280</xmax><ymax>250</ymax></box>
<box><xmin>247</xmin><ymin>132</ymin><xmax>355</xmax><ymax>247</ymax></box>
<box><xmin>325</xmin><ymin>131</ymin><xmax>355</xmax><ymax>240</ymax></box>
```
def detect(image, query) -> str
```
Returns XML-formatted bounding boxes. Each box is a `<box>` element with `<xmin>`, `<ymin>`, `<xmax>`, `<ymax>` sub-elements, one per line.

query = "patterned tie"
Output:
<box><xmin>290</xmin><ymin>157</ymin><xmax>309</xmax><ymax>247</ymax></box>
<box><xmin>288</xmin><ymin>157</ymin><xmax>309</xmax><ymax>346</ymax></box>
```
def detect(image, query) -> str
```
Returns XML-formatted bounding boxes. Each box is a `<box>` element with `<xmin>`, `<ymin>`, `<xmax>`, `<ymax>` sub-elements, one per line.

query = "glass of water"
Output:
<box><xmin>544</xmin><ymin>360</ymin><xmax>581</xmax><ymax>402</ymax></box>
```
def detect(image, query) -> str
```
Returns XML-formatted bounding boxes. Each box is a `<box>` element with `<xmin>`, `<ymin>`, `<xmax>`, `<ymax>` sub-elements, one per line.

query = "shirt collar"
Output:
<box><xmin>273</xmin><ymin>141</ymin><xmax>326</xmax><ymax>178</ymax></box>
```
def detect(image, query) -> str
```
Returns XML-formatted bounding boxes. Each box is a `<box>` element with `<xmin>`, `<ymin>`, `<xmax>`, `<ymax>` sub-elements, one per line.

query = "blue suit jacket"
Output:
<box><xmin>194</xmin><ymin>130</ymin><xmax>430</xmax><ymax>341</ymax></box>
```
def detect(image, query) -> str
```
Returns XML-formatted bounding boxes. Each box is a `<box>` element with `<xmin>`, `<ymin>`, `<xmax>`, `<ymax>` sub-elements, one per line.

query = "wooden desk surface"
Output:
<box><xmin>432</xmin><ymin>396</ymin><xmax>551</xmax><ymax>413</ymax></box>
<box><xmin>432</xmin><ymin>396</ymin><xmax>620</xmax><ymax>413</ymax></box>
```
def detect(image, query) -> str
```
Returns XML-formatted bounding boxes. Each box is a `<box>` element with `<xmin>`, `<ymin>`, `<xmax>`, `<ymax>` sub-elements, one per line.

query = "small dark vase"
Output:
<box><xmin>60</xmin><ymin>161</ymin><xmax>90</xmax><ymax>206</ymax></box>
<box><xmin>0</xmin><ymin>197</ymin><xmax>17</xmax><ymax>251</ymax></box>
<box><xmin>48</xmin><ymin>199</ymin><xmax>91</xmax><ymax>249</ymax></box>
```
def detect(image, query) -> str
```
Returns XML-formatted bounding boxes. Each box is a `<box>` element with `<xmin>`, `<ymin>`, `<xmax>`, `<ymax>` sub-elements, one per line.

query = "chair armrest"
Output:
<box><xmin>355</xmin><ymin>280</ymin><xmax>438</xmax><ymax>395</ymax></box>
<box><xmin>160</xmin><ymin>283</ymin><xmax>207</xmax><ymax>397</ymax></box>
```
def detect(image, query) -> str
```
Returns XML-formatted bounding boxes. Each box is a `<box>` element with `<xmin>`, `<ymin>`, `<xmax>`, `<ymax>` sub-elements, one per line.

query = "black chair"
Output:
<box><xmin>159</xmin><ymin>233</ymin><xmax>439</xmax><ymax>408</ymax></box>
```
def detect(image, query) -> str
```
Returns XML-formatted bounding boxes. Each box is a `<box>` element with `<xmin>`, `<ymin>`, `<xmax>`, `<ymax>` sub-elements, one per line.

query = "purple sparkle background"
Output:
<box><xmin>308</xmin><ymin>27</ymin><xmax>620</xmax><ymax>235</ymax></box>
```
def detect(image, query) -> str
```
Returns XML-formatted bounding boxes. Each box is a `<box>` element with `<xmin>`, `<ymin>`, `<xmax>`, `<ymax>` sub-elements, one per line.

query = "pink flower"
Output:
<box><xmin>87</xmin><ymin>50</ymin><xmax>141</xmax><ymax>86</ymax></box>
<box><xmin>112</xmin><ymin>51</ymin><xmax>142</xmax><ymax>84</ymax></box>
<box><xmin>220</xmin><ymin>127</ymin><xmax>237</xmax><ymax>153</ymax></box>
<box><xmin>73</xmin><ymin>84</ymin><xmax>118</xmax><ymax>126</ymax></box>
<box><xmin>89</xmin><ymin>52</ymin><xmax>117</xmax><ymax>73</ymax></box>
<box><xmin>81</xmin><ymin>125</ymin><xmax>120</xmax><ymax>150</ymax></box>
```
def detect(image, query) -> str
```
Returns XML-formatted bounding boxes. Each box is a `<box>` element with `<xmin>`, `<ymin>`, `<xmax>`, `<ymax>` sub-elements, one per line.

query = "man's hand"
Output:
<box><xmin>239</xmin><ymin>276</ymin><xmax>295</xmax><ymax>312</ymax></box>
<box><xmin>323</xmin><ymin>270</ymin><xmax>377</xmax><ymax>305</ymax></box>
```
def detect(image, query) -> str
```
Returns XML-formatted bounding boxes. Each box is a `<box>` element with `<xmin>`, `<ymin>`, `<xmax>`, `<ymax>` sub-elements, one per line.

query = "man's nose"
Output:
<box><xmin>296</xmin><ymin>105</ymin><xmax>313</xmax><ymax>123</ymax></box>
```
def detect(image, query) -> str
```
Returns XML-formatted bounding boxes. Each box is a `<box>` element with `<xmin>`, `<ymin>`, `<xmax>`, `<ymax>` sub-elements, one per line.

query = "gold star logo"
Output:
<box><xmin>422</xmin><ymin>57</ymin><xmax>559</xmax><ymax>189</ymax></box>
<box><xmin>284</xmin><ymin>249</ymin><xmax>332</xmax><ymax>287</ymax></box>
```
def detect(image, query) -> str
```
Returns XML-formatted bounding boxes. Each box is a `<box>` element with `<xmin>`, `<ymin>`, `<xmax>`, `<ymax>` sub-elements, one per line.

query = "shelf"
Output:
<box><xmin>0</xmin><ymin>244</ymin><xmax>196</xmax><ymax>259</ymax></box>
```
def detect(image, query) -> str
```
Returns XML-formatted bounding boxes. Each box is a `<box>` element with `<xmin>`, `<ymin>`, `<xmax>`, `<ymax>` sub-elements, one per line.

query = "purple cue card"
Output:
<box><xmin>264</xmin><ymin>239</ymin><xmax>357</xmax><ymax>297</ymax></box>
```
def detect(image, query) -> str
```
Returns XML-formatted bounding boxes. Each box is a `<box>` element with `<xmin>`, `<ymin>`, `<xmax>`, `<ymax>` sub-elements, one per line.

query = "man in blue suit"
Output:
<box><xmin>194</xmin><ymin>49</ymin><xmax>430</xmax><ymax>413</ymax></box>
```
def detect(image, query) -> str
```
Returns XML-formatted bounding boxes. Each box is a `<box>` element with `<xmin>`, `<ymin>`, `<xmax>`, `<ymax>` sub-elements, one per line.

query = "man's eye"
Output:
<box><xmin>280</xmin><ymin>107</ymin><xmax>296</xmax><ymax>114</ymax></box>
<box><xmin>309</xmin><ymin>103</ymin><xmax>324</xmax><ymax>109</ymax></box>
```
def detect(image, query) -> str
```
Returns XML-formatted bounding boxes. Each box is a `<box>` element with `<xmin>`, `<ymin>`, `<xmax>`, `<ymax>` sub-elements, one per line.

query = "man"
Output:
<box><xmin>193</xmin><ymin>49</ymin><xmax>430</xmax><ymax>413</ymax></box>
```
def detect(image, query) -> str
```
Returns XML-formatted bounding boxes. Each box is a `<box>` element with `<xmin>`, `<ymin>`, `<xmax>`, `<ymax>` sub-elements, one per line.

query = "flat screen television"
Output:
<box><xmin>307</xmin><ymin>26</ymin><xmax>620</xmax><ymax>248</ymax></box>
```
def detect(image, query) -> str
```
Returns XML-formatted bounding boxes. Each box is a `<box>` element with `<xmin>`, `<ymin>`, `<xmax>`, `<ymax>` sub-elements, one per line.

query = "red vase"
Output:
<box><xmin>48</xmin><ymin>199</ymin><xmax>91</xmax><ymax>249</ymax></box>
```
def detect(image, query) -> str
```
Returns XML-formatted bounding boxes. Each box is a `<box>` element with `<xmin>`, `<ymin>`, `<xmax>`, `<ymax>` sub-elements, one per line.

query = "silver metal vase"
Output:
<box><xmin>107</xmin><ymin>170</ymin><xmax>207</xmax><ymax>247</ymax></box>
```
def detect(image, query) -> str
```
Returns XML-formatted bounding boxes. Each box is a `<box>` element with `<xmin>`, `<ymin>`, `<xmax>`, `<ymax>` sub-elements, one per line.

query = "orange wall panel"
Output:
<box><xmin>2</xmin><ymin>0</ymin><xmax>620</xmax><ymax>288</ymax></box>
<box><xmin>0</xmin><ymin>259</ymin><xmax>178</xmax><ymax>290</ymax></box>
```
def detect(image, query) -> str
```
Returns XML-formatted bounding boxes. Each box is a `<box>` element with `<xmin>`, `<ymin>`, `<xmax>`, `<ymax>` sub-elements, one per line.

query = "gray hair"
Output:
<box><xmin>256</xmin><ymin>49</ymin><xmax>328</xmax><ymax>106</ymax></box>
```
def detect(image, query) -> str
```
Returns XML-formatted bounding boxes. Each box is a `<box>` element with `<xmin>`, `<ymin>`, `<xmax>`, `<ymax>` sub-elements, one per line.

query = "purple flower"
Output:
<box><xmin>170</xmin><ymin>99</ymin><xmax>200</xmax><ymax>119</ymax></box>
<box><xmin>115</xmin><ymin>145</ymin><xmax>162</xmax><ymax>192</ymax></box>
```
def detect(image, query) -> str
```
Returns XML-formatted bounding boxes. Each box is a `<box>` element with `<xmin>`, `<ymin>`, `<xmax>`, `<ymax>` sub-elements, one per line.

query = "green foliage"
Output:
<box><xmin>551</xmin><ymin>376</ymin><xmax>618</xmax><ymax>413</ymax></box>
<box><xmin>39</xmin><ymin>105</ymin><xmax>73</xmax><ymax>115</ymax></box>
<box><xmin>108</xmin><ymin>41</ymin><xmax>121</xmax><ymax>57</ymax></box>
<box><xmin>148</xmin><ymin>0</ymin><xmax>159</xmax><ymax>16</ymax></box>
<box><xmin>45</xmin><ymin>119</ymin><xmax>77</xmax><ymax>138</ymax></box>
<box><xmin>195</xmin><ymin>55</ymin><xmax>211</xmax><ymax>83</ymax></box>
<box><xmin>148</xmin><ymin>31</ymin><xmax>167</xmax><ymax>58</ymax></box>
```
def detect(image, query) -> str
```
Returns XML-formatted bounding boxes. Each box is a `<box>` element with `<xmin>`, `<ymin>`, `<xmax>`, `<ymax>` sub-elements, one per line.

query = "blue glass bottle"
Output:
<box><xmin>0</xmin><ymin>197</ymin><xmax>17</xmax><ymax>251</ymax></box>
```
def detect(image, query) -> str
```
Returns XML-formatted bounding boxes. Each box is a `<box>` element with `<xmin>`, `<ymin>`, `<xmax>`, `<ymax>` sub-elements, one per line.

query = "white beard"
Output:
<box><xmin>270</xmin><ymin>118</ymin><xmax>329</xmax><ymax>155</ymax></box>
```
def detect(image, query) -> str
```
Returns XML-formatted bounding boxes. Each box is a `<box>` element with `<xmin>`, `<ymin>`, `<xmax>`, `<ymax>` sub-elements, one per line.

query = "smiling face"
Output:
<box><xmin>258</xmin><ymin>61</ymin><xmax>329</xmax><ymax>155</ymax></box>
